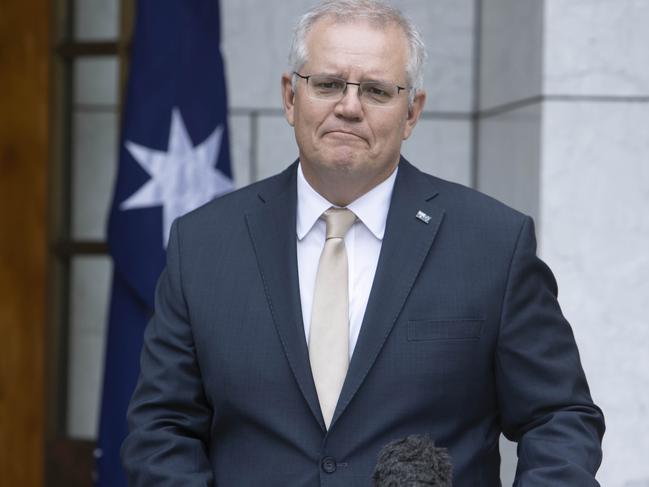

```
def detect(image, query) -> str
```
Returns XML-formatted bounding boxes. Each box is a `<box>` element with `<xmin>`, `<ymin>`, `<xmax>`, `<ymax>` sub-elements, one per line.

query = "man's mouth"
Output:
<box><xmin>324</xmin><ymin>130</ymin><xmax>365</xmax><ymax>140</ymax></box>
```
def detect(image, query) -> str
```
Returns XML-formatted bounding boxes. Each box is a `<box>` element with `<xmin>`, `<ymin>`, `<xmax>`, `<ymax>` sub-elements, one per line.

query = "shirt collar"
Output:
<box><xmin>296</xmin><ymin>162</ymin><xmax>397</xmax><ymax>241</ymax></box>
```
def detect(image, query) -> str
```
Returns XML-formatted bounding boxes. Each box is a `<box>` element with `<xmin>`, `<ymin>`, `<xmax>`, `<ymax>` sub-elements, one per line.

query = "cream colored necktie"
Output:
<box><xmin>309</xmin><ymin>207</ymin><xmax>356</xmax><ymax>429</ymax></box>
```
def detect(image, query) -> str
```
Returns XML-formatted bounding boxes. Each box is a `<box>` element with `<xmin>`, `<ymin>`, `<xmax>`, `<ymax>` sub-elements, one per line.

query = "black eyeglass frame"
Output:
<box><xmin>293</xmin><ymin>72</ymin><xmax>410</xmax><ymax>102</ymax></box>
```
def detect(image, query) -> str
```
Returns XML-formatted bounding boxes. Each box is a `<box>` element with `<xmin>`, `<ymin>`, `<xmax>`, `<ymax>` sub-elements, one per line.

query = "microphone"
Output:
<box><xmin>372</xmin><ymin>434</ymin><xmax>453</xmax><ymax>486</ymax></box>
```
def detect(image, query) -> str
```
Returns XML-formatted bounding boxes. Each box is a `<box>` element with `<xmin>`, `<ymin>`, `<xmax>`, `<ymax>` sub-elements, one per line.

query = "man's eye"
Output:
<box><xmin>364</xmin><ymin>84</ymin><xmax>393</xmax><ymax>99</ymax></box>
<box><xmin>367</xmin><ymin>86</ymin><xmax>388</xmax><ymax>96</ymax></box>
<box><xmin>316</xmin><ymin>79</ymin><xmax>343</xmax><ymax>90</ymax></box>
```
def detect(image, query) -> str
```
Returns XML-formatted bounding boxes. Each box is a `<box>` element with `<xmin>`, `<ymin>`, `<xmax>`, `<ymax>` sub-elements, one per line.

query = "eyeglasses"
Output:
<box><xmin>293</xmin><ymin>72</ymin><xmax>409</xmax><ymax>107</ymax></box>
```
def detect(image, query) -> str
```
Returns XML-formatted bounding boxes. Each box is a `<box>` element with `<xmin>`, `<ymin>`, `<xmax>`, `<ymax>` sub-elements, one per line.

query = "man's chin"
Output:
<box><xmin>317</xmin><ymin>147</ymin><xmax>367</xmax><ymax>168</ymax></box>
<box><xmin>319</xmin><ymin>157</ymin><xmax>361</xmax><ymax>174</ymax></box>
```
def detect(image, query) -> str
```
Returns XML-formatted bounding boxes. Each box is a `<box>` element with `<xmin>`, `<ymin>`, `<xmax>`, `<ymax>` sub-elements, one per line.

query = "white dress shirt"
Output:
<box><xmin>296</xmin><ymin>163</ymin><xmax>397</xmax><ymax>359</ymax></box>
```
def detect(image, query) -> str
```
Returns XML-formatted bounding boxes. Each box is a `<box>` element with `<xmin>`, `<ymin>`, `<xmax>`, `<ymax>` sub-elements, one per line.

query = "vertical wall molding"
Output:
<box><xmin>0</xmin><ymin>0</ymin><xmax>49</xmax><ymax>485</ymax></box>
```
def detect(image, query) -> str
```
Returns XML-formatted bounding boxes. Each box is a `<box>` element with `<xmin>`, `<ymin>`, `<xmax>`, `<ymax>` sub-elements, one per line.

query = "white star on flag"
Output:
<box><xmin>120</xmin><ymin>108</ymin><xmax>233</xmax><ymax>247</ymax></box>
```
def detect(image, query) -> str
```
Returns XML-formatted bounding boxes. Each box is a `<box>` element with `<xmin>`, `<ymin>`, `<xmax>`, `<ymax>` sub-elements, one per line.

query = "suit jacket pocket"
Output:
<box><xmin>407</xmin><ymin>318</ymin><xmax>484</xmax><ymax>341</ymax></box>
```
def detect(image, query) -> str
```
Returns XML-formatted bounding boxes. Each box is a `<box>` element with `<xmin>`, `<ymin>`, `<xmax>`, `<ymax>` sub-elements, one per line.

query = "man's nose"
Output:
<box><xmin>334</xmin><ymin>84</ymin><xmax>363</xmax><ymax>120</ymax></box>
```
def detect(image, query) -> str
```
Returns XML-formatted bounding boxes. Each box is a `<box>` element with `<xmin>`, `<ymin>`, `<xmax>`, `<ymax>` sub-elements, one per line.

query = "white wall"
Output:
<box><xmin>540</xmin><ymin>2</ymin><xmax>649</xmax><ymax>484</ymax></box>
<box><xmin>478</xmin><ymin>1</ymin><xmax>649</xmax><ymax>485</ymax></box>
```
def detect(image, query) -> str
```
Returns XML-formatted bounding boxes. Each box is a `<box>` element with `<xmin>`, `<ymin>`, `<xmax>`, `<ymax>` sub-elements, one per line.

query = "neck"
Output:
<box><xmin>300</xmin><ymin>161</ymin><xmax>399</xmax><ymax>207</ymax></box>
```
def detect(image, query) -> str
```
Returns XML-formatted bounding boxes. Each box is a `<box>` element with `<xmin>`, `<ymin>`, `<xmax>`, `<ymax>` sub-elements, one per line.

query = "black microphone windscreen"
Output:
<box><xmin>373</xmin><ymin>434</ymin><xmax>452</xmax><ymax>486</ymax></box>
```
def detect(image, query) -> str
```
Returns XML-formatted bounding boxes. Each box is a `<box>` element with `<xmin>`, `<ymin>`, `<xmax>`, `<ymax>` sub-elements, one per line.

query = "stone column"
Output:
<box><xmin>479</xmin><ymin>1</ymin><xmax>649</xmax><ymax>485</ymax></box>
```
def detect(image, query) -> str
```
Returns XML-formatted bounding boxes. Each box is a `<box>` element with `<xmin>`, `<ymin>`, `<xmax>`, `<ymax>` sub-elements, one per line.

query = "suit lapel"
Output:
<box><xmin>332</xmin><ymin>159</ymin><xmax>445</xmax><ymax>427</ymax></box>
<box><xmin>245</xmin><ymin>164</ymin><xmax>325</xmax><ymax>430</ymax></box>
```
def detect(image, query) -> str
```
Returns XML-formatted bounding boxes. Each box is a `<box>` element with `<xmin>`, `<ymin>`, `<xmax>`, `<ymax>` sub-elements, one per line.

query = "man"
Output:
<box><xmin>122</xmin><ymin>1</ymin><xmax>605</xmax><ymax>485</ymax></box>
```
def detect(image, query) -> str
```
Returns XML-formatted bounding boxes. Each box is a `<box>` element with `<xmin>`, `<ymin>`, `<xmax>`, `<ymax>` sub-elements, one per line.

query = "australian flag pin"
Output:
<box><xmin>416</xmin><ymin>210</ymin><xmax>431</xmax><ymax>224</ymax></box>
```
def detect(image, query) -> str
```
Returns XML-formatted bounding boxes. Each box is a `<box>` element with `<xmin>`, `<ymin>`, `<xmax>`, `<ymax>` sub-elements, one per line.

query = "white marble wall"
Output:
<box><xmin>478</xmin><ymin>104</ymin><xmax>542</xmax><ymax>223</ymax></box>
<box><xmin>540</xmin><ymin>101</ymin><xmax>649</xmax><ymax>487</ymax></box>
<box><xmin>478</xmin><ymin>1</ymin><xmax>649</xmax><ymax>485</ymax></box>
<box><xmin>540</xmin><ymin>2</ymin><xmax>649</xmax><ymax>484</ymax></box>
<box><xmin>544</xmin><ymin>0</ymin><xmax>649</xmax><ymax>97</ymax></box>
<box><xmin>403</xmin><ymin>118</ymin><xmax>473</xmax><ymax>187</ymax></box>
<box><xmin>541</xmin><ymin>101</ymin><xmax>649</xmax><ymax>487</ymax></box>
<box><xmin>479</xmin><ymin>0</ymin><xmax>544</xmax><ymax>110</ymax></box>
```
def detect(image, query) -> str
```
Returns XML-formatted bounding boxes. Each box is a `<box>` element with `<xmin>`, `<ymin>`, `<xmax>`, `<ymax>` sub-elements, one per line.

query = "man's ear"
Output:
<box><xmin>402</xmin><ymin>90</ymin><xmax>426</xmax><ymax>140</ymax></box>
<box><xmin>281</xmin><ymin>73</ymin><xmax>295</xmax><ymax>127</ymax></box>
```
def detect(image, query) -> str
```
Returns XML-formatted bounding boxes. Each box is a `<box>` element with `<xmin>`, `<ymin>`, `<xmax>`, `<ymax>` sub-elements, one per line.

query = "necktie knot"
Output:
<box><xmin>324</xmin><ymin>207</ymin><xmax>356</xmax><ymax>239</ymax></box>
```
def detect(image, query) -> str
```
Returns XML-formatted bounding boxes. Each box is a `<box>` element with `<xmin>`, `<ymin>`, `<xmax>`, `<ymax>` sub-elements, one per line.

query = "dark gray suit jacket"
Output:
<box><xmin>122</xmin><ymin>159</ymin><xmax>604</xmax><ymax>486</ymax></box>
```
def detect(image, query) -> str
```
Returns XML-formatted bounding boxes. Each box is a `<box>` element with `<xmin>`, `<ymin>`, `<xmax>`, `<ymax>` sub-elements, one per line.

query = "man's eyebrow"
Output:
<box><xmin>313</xmin><ymin>71</ymin><xmax>345</xmax><ymax>78</ymax></box>
<box><xmin>313</xmin><ymin>72</ymin><xmax>396</xmax><ymax>84</ymax></box>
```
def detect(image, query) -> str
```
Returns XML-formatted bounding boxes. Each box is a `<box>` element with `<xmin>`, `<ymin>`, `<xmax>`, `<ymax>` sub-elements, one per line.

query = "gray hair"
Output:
<box><xmin>288</xmin><ymin>0</ymin><xmax>427</xmax><ymax>106</ymax></box>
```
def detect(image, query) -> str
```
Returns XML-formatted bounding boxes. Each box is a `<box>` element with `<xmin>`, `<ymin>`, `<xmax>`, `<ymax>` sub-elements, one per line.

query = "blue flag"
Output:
<box><xmin>97</xmin><ymin>1</ymin><xmax>232</xmax><ymax>485</ymax></box>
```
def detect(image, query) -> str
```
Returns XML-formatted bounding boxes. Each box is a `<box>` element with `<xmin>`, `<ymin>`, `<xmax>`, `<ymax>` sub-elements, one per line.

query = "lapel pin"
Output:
<box><xmin>416</xmin><ymin>210</ymin><xmax>431</xmax><ymax>224</ymax></box>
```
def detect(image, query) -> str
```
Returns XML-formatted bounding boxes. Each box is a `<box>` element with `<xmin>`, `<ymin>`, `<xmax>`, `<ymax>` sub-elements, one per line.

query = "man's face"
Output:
<box><xmin>282</xmin><ymin>18</ymin><xmax>425</xmax><ymax>201</ymax></box>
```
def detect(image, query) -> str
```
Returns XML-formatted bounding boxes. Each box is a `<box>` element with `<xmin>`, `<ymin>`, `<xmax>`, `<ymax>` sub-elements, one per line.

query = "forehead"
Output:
<box><xmin>304</xmin><ymin>18</ymin><xmax>409</xmax><ymax>79</ymax></box>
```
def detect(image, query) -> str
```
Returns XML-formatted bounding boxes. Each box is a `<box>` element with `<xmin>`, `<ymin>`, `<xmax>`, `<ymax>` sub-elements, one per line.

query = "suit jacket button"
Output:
<box><xmin>321</xmin><ymin>456</ymin><xmax>337</xmax><ymax>474</ymax></box>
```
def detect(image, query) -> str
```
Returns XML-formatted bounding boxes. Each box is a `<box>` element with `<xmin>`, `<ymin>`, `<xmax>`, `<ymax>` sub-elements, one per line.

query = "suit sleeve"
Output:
<box><xmin>496</xmin><ymin>216</ymin><xmax>605</xmax><ymax>486</ymax></box>
<box><xmin>121</xmin><ymin>219</ymin><xmax>214</xmax><ymax>486</ymax></box>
